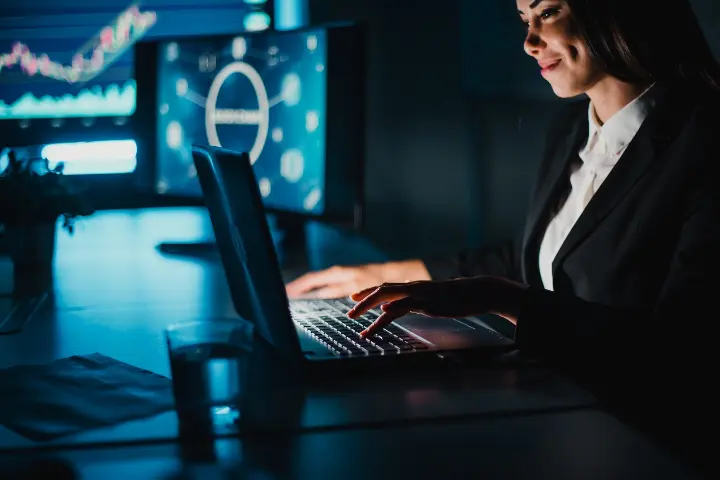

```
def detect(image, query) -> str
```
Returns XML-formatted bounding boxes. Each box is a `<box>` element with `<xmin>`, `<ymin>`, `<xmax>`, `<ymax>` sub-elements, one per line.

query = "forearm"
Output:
<box><xmin>422</xmin><ymin>240</ymin><xmax>523</xmax><ymax>282</ymax></box>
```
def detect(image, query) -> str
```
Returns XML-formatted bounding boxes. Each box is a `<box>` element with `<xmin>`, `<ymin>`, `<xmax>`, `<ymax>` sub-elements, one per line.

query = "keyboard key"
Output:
<box><xmin>293</xmin><ymin>311</ymin><xmax>428</xmax><ymax>357</ymax></box>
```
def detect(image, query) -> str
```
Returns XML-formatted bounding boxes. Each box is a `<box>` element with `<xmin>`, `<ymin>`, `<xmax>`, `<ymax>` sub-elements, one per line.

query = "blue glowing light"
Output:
<box><xmin>41</xmin><ymin>139</ymin><xmax>137</xmax><ymax>175</ymax></box>
<box><xmin>281</xmin><ymin>73</ymin><xmax>301</xmax><ymax>106</ymax></box>
<box><xmin>275</xmin><ymin>0</ymin><xmax>308</xmax><ymax>30</ymax></box>
<box><xmin>0</xmin><ymin>80</ymin><xmax>136</xmax><ymax>119</ymax></box>
<box><xmin>243</xmin><ymin>12</ymin><xmax>272</xmax><ymax>31</ymax></box>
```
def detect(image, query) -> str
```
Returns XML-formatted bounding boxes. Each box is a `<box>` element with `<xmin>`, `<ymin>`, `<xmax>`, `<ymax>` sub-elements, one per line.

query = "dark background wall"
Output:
<box><xmin>310</xmin><ymin>0</ymin><xmax>475</xmax><ymax>259</ymax></box>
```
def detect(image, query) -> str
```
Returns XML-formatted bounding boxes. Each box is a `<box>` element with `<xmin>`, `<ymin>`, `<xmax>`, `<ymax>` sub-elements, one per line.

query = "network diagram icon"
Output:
<box><xmin>205</xmin><ymin>60</ymin><xmax>270</xmax><ymax>164</ymax></box>
<box><xmin>166</xmin><ymin>33</ymin><xmax>322</xmax><ymax>176</ymax></box>
<box><xmin>159</xmin><ymin>31</ymin><xmax>326</xmax><ymax>212</ymax></box>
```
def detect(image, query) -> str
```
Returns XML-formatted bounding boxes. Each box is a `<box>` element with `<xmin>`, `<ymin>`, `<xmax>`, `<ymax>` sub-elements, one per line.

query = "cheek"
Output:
<box><xmin>571</xmin><ymin>42</ymin><xmax>602</xmax><ymax>79</ymax></box>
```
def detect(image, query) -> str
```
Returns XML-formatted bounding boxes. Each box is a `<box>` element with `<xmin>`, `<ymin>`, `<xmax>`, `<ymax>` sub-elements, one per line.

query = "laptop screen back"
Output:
<box><xmin>192</xmin><ymin>146</ymin><xmax>301</xmax><ymax>356</ymax></box>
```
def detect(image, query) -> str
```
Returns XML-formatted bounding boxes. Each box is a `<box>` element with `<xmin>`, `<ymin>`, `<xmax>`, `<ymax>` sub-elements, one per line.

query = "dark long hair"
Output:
<box><xmin>566</xmin><ymin>0</ymin><xmax>720</xmax><ymax>89</ymax></box>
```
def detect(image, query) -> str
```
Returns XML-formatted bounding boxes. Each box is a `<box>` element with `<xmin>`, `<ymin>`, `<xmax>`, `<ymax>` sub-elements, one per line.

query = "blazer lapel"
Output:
<box><xmin>551</xmin><ymin>84</ymin><xmax>687</xmax><ymax>277</ymax></box>
<box><xmin>521</xmin><ymin>106</ymin><xmax>588</xmax><ymax>285</ymax></box>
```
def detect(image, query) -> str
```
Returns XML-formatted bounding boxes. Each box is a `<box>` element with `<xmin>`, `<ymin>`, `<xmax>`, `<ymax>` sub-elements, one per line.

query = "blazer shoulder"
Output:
<box><xmin>689</xmin><ymin>88</ymin><xmax>720</xmax><ymax>131</ymax></box>
<box><xmin>670</xmin><ymin>86</ymin><xmax>720</xmax><ymax>179</ymax></box>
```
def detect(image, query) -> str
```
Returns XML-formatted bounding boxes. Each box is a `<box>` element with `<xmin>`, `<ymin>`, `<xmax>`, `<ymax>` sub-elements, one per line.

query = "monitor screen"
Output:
<box><xmin>0</xmin><ymin>1</ymin><xmax>272</xmax><ymax>122</ymax></box>
<box><xmin>134</xmin><ymin>23</ymin><xmax>365</xmax><ymax>223</ymax></box>
<box><xmin>155</xmin><ymin>29</ymin><xmax>327</xmax><ymax>215</ymax></box>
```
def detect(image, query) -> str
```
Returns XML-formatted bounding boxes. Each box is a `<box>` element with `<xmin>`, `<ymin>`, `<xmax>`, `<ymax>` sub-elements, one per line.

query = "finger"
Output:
<box><xmin>285</xmin><ymin>268</ymin><xmax>351</xmax><ymax>298</ymax></box>
<box><xmin>347</xmin><ymin>285</ymin><xmax>409</xmax><ymax>318</ymax></box>
<box><xmin>349</xmin><ymin>285</ymin><xmax>379</xmax><ymax>302</ymax></box>
<box><xmin>359</xmin><ymin>308</ymin><xmax>411</xmax><ymax>338</ymax></box>
<box><xmin>298</xmin><ymin>283</ymin><xmax>358</xmax><ymax>299</ymax></box>
<box><xmin>350</xmin><ymin>280</ymin><xmax>429</xmax><ymax>302</ymax></box>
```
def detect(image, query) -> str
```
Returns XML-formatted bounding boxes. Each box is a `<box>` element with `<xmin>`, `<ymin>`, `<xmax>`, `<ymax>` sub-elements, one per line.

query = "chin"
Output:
<box><xmin>549</xmin><ymin>82</ymin><xmax>585</xmax><ymax>98</ymax></box>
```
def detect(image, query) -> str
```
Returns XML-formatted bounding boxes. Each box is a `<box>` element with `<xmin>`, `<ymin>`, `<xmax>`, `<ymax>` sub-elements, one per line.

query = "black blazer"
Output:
<box><xmin>426</xmin><ymin>80</ymin><xmax>720</xmax><ymax>374</ymax></box>
<box><xmin>426</xmin><ymin>82</ymin><xmax>720</xmax><ymax>470</ymax></box>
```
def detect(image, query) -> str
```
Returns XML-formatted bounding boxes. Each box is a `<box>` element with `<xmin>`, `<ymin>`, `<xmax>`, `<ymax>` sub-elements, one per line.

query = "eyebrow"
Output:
<box><xmin>517</xmin><ymin>0</ymin><xmax>544</xmax><ymax>14</ymax></box>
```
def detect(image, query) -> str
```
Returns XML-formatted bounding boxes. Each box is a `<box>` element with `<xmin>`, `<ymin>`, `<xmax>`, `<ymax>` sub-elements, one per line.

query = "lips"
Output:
<box><xmin>539</xmin><ymin>59</ymin><xmax>561</xmax><ymax>74</ymax></box>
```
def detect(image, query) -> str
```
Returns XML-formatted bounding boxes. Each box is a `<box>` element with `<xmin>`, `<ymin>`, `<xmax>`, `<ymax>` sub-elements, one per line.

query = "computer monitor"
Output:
<box><xmin>0</xmin><ymin>1</ymin><xmax>273</xmax><ymax>173</ymax></box>
<box><xmin>133</xmin><ymin>23</ymin><xmax>366</xmax><ymax>226</ymax></box>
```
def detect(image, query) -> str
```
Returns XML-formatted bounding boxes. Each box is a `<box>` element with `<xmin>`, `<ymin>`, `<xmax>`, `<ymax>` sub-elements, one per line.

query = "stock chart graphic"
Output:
<box><xmin>156</xmin><ymin>29</ymin><xmax>327</xmax><ymax>215</ymax></box>
<box><xmin>0</xmin><ymin>4</ymin><xmax>156</xmax><ymax>119</ymax></box>
<box><xmin>0</xmin><ymin>0</ymin><xmax>272</xmax><ymax>122</ymax></box>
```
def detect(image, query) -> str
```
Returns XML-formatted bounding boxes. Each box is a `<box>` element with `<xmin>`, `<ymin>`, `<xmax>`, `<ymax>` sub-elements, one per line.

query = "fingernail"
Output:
<box><xmin>359</xmin><ymin>329</ymin><xmax>368</xmax><ymax>337</ymax></box>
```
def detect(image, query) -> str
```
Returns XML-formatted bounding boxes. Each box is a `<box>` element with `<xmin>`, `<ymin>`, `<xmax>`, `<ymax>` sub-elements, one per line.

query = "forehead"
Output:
<box><xmin>516</xmin><ymin>0</ymin><xmax>549</xmax><ymax>13</ymax></box>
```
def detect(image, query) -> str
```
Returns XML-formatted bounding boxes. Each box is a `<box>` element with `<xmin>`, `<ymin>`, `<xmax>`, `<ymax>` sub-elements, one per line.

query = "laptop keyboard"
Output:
<box><xmin>290</xmin><ymin>298</ymin><xmax>430</xmax><ymax>357</ymax></box>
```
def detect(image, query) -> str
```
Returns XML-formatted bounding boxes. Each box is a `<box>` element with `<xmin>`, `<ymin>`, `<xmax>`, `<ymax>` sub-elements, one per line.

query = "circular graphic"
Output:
<box><xmin>166</xmin><ymin>43</ymin><xmax>179</xmax><ymax>62</ymax></box>
<box><xmin>307</xmin><ymin>35</ymin><xmax>318</xmax><ymax>51</ymax></box>
<box><xmin>232</xmin><ymin>37</ymin><xmax>247</xmax><ymax>59</ymax></box>
<box><xmin>167</xmin><ymin>121</ymin><xmax>183</xmax><ymax>149</ymax></box>
<box><xmin>205</xmin><ymin>62</ymin><xmax>270</xmax><ymax>164</ymax></box>
<box><xmin>305</xmin><ymin>111</ymin><xmax>319</xmax><ymax>133</ymax></box>
<box><xmin>258</xmin><ymin>177</ymin><xmax>271</xmax><ymax>197</ymax></box>
<box><xmin>281</xmin><ymin>73</ymin><xmax>301</xmax><ymax>106</ymax></box>
<box><xmin>176</xmin><ymin>78</ymin><xmax>188</xmax><ymax>96</ymax></box>
<box><xmin>280</xmin><ymin>149</ymin><xmax>304</xmax><ymax>183</ymax></box>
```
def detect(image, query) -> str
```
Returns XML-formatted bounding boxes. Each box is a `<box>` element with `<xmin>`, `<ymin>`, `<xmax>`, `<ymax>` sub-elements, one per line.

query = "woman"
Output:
<box><xmin>343</xmin><ymin>0</ymin><xmax>719</xmax><ymax>472</ymax></box>
<box><xmin>286</xmin><ymin>0</ymin><xmax>720</xmax><ymax>303</ymax></box>
<box><xmin>294</xmin><ymin>0</ymin><xmax>720</xmax><ymax>337</ymax></box>
<box><xmin>349</xmin><ymin>0</ymin><xmax>720</xmax><ymax>336</ymax></box>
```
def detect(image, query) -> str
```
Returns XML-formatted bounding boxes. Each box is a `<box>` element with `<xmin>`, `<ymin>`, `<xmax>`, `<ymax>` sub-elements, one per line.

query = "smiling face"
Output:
<box><xmin>516</xmin><ymin>0</ymin><xmax>606</xmax><ymax>97</ymax></box>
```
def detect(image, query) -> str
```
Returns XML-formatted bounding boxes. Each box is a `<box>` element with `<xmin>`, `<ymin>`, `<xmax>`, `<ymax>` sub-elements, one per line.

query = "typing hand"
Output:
<box><xmin>285</xmin><ymin>264</ymin><xmax>387</xmax><ymax>299</ymax></box>
<box><xmin>346</xmin><ymin>276</ymin><xmax>527</xmax><ymax>338</ymax></box>
<box><xmin>285</xmin><ymin>260</ymin><xmax>431</xmax><ymax>300</ymax></box>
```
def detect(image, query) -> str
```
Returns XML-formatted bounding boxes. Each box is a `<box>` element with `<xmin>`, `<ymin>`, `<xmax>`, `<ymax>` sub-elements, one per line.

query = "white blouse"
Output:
<box><xmin>538</xmin><ymin>83</ymin><xmax>659</xmax><ymax>291</ymax></box>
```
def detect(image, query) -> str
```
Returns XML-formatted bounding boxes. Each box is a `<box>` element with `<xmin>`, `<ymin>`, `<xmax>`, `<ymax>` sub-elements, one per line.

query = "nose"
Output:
<box><xmin>523</xmin><ymin>27</ymin><xmax>544</xmax><ymax>58</ymax></box>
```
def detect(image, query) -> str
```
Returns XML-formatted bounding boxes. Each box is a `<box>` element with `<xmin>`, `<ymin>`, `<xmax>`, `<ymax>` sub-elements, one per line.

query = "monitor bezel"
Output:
<box><xmin>132</xmin><ymin>22</ymin><xmax>366</xmax><ymax>227</ymax></box>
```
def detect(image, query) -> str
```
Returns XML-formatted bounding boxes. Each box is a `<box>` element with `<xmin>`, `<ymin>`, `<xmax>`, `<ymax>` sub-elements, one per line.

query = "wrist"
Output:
<box><xmin>380</xmin><ymin>259</ymin><xmax>431</xmax><ymax>283</ymax></box>
<box><xmin>494</xmin><ymin>279</ymin><xmax>530</xmax><ymax>320</ymax></box>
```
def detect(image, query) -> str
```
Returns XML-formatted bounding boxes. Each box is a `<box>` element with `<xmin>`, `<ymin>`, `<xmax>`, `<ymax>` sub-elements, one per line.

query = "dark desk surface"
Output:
<box><xmin>0</xmin><ymin>209</ymin><xmax>700</xmax><ymax>478</ymax></box>
<box><xmin>7</xmin><ymin>410</ymin><xmax>690</xmax><ymax>480</ymax></box>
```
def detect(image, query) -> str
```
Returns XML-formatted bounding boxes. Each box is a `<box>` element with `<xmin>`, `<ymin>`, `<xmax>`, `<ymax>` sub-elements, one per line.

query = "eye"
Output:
<box><xmin>540</xmin><ymin>7</ymin><xmax>559</xmax><ymax>19</ymax></box>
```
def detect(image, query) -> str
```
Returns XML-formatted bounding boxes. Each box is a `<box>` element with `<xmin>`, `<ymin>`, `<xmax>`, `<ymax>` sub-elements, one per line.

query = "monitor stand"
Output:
<box><xmin>155</xmin><ymin>241</ymin><xmax>218</xmax><ymax>258</ymax></box>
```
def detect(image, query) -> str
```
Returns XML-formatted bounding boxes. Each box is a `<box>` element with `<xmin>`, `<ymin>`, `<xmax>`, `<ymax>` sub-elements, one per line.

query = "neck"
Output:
<box><xmin>585</xmin><ymin>76</ymin><xmax>649</xmax><ymax>125</ymax></box>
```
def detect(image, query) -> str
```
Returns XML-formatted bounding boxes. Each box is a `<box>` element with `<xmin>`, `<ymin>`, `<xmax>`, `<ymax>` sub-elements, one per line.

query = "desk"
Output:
<box><xmin>0</xmin><ymin>410</ymin><xmax>688</xmax><ymax>480</ymax></box>
<box><xmin>0</xmin><ymin>209</ymin><xmax>699</xmax><ymax>477</ymax></box>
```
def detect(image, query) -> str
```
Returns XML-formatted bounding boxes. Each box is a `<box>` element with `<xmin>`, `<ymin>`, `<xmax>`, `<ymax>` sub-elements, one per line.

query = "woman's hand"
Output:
<box><xmin>347</xmin><ymin>276</ymin><xmax>529</xmax><ymax>338</ymax></box>
<box><xmin>285</xmin><ymin>260</ymin><xmax>431</xmax><ymax>299</ymax></box>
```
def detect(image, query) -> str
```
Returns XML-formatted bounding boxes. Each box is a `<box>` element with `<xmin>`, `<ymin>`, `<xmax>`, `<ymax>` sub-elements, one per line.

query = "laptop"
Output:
<box><xmin>192</xmin><ymin>145</ymin><xmax>515</xmax><ymax>363</ymax></box>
